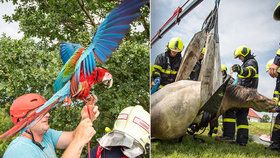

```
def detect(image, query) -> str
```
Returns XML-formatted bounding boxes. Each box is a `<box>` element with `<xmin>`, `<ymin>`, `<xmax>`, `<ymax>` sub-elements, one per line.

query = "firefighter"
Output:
<box><xmin>151</xmin><ymin>37</ymin><xmax>184</xmax><ymax>88</ymax></box>
<box><xmin>267</xmin><ymin>2</ymin><xmax>280</xmax><ymax>151</ymax></box>
<box><xmin>215</xmin><ymin>64</ymin><xmax>237</xmax><ymax>142</ymax></box>
<box><xmin>267</xmin><ymin>50</ymin><xmax>280</xmax><ymax>151</ymax></box>
<box><xmin>231</xmin><ymin>45</ymin><xmax>259</xmax><ymax>146</ymax></box>
<box><xmin>189</xmin><ymin>47</ymin><xmax>206</xmax><ymax>81</ymax></box>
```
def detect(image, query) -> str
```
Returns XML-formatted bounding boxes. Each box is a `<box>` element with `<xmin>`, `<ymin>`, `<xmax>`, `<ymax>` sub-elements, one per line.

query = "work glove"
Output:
<box><xmin>270</xmin><ymin>106</ymin><xmax>280</xmax><ymax>113</ymax></box>
<box><xmin>232</xmin><ymin>64</ymin><xmax>241</xmax><ymax>74</ymax></box>
<box><xmin>269</xmin><ymin>98</ymin><xmax>280</xmax><ymax>112</ymax></box>
<box><xmin>154</xmin><ymin>77</ymin><xmax>161</xmax><ymax>85</ymax></box>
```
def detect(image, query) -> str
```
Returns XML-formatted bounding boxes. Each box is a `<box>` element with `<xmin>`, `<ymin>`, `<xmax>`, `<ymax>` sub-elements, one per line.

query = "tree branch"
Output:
<box><xmin>77</xmin><ymin>0</ymin><xmax>95</xmax><ymax>27</ymax></box>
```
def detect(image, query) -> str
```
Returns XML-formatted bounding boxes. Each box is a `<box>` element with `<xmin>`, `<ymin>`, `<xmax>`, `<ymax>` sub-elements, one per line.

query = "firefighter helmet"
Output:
<box><xmin>276</xmin><ymin>49</ymin><xmax>280</xmax><ymax>56</ymax></box>
<box><xmin>221</xmin><ymin>64</ymin><xmax>227</xmax><ymax>72</ymax></box>
<box><xmin>274</xmin><ymin>2</ymin><xmax>280</xmax><ymax>21</ymax></box>
<box><xmin>113</xmin><ymin>105</ymin><xmax>150</xmax><ymax>153</ymax></box>
<box><xmin>168</xmin><ymin>37</ymin><xmax>184</xmax><ymax>52</ymax></box>
<box><xmin>234</xmin><ymin>45</ymin><xmax>251</xmax><ymax>58</ymax></box>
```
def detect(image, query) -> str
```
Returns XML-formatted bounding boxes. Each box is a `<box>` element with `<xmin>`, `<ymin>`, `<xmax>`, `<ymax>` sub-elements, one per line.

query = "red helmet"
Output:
<box><xmin>10</xmin><ymin>93</ymin><xmax>46</xmax><ymax>125</ymax></box>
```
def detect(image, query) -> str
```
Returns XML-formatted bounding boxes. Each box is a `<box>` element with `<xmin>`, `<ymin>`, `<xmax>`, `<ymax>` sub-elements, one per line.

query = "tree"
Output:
<box><xmin>2</xmin><ymin>0</ymin><xmax>149</xmax><ymax>44</ymax></box>
<box><xmin>260</xmin><ymin>114</ymin><xmax>270</xmax><ymax>123</ymax></box>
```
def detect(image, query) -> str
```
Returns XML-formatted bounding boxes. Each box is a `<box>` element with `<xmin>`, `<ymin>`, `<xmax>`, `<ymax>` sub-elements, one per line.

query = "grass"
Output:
<box><xmin>152</xmin><ymin>121</ymin><xmax>279</xmax><ymax>158</ymax></box>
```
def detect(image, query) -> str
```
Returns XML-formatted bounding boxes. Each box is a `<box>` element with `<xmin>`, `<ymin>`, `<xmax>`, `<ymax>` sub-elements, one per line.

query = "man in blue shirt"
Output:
<box><xmin>3</xmin><ymin>93</ymin><xmax>99</xmax><ymax>158</ymax></box>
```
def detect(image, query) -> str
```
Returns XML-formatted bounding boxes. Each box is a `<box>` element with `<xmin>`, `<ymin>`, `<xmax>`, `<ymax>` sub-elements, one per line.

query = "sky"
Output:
<box><xmin>151</xmin><ymin>0</ymin><xmax>280</xmax><ymax>101</ymax></box>
<box><xmin>0</xmin><ymin>2</ymin><xmax>23</xmax><ymax>39</ymax></box>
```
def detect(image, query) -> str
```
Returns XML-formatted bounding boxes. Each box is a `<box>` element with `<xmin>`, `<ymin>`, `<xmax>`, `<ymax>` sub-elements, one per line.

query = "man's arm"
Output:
<box><xmin>269</xmin><ymin>55</ymin><xmax>280</xmax><ymax>78</ymax></box>
<box><xmin>56</xmin><ymin>97</ymin><xmax>99</xmax><ymax>149</ymax></box>
<box><xmin>152</xmin><ymin>55</ymin><xmax>163</xmax><ymax>80</ymax></box>
<box><xmin>56</xmin><ymin>131</ymin><xmax>74</xmax><ymax>149</ymax></box>
<box><xmin>61</xmin><ymin>118</ymin><xmax>96</xmax><ymax>158</ymax></box>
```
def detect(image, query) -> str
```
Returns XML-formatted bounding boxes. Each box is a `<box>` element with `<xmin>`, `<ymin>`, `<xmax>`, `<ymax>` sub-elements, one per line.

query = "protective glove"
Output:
<box><xmin>270</xmin><ymin>106</ymin><xmax>280</xmax><ymax>113</ymax></box>
<box><xmin>270</xmin><ymin>98</ymin><xmax>280</xmax><ymax>112</ymax></box>
<box><xmin>232</xmin><ymin>64</ymin><xmax>241</xmax><ymax>74</ymax></box>
<box><xmin>154</xmin><ymin>77</ymin><xmax>161</xmax><ymax>85</ymax></box>
<box><xmin>275</xmin><ymin>106</ymin><xmax>280</xmax><ymax>112</ymax></box>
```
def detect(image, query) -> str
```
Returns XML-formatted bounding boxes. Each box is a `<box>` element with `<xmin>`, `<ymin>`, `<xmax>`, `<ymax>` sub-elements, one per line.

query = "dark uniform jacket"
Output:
<box><xmin>152</xmin><ymin>51</ymin><xmax>182</xmax><ymax>86</ymax></box>
<box><xmin>273</xmin><ymin>55</ymin><xmax>280</xmax><ymax>101</ymax></box>
<box><xmin>237</xmin><ymin>55</ymin><xmax>259</xmax><ymax>89</ymax></box>
<box><xmin>189</xmin><ymin>59</ymin><xmax>202</xmax><ymax>81</ymax></box>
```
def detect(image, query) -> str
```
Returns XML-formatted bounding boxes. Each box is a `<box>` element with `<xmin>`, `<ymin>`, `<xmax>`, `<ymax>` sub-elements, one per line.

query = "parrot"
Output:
<box><xmin>54</xmin><ymin>42</ymin><xmax>114</xmax><ymax>105</ymax></box>
<box><xmin>0</xmin><ymin>0</ymin><xmax>147</xmax><ymax>140</ymax></box>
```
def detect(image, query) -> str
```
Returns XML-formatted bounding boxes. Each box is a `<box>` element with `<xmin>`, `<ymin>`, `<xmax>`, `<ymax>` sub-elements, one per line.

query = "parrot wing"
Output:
<box><xmin>60</xmin><ymin>42</ymin><xmax>83</xmax><ymax>65</ymax></box>
<box><xmin>74</xmin><ymin>0</ymin><xmax>147</xmax><ymax>83</ymax></box>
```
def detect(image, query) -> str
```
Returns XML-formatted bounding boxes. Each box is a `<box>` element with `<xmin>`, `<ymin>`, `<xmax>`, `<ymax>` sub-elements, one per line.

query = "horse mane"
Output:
<box><xmin>225</xmin><ymin>84</ymin><xmax>258</xmax><ymax>103</ymax></box>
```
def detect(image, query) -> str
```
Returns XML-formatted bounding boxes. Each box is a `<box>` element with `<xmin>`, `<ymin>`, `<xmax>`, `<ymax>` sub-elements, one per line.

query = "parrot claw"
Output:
<box><xmin>84</xmin><ymin>94</ymin><xmax>98</xmax><ymax>104</ymax></box>
<box><xmin>63</xmin><ymin>97</ymin><xmax>72</xmax><ymax>106</ymax></box>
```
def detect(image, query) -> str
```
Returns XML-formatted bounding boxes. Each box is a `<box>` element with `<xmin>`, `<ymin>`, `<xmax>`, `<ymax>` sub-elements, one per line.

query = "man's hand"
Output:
<box><xmin>81</xmin><ymin>95</ymin><xmax>100</xmax><ymax>121</ymax></box>
<box><xmin>61</xmin><ymin>118</ymin><xmax>96</xmax><ymax>158</ymax></box>
<box><xmin>73</xmin><ymin>118</ymin><xmax>96</xmax><ymax>146</ymax></box>
<box><xmin>268</xmin><ymin>63</ymin><xmax>279</xmax><ymax>78</ymax></box>
<box><xmin>154</xmin><ymin>77</ymin><xmax>161</xmax><ymax>85</ymax></box>
<box><xmin>231</xmin><ymin>64</ymin><xmax>241</xmax><ymax>74</ymax></box>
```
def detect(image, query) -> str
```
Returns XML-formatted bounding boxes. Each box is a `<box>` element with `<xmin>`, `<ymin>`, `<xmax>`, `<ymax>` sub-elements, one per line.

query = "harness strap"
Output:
<box><xmin>26</xmin><ymin>130</ymin><xmax>45</xmax><ymax>151</ymax></box>
<box><xmin>96</xmin><ymin>145</ymin><xmax>104</xmax><ymax>158</ymax></box>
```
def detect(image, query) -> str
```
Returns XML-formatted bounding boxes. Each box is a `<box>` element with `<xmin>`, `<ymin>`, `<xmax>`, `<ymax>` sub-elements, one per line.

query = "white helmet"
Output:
<box><xmin>97</xmin><ymin>105</ymin><xmax>150</xmax><ymax>157</ymax></box>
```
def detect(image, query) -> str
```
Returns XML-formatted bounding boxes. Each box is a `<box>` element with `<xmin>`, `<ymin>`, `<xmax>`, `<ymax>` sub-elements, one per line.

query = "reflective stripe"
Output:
<box><xmin>154</xmin><ymin>72</ymin><xmax>160</xmax><ymax>75</ymax></box>
<box><xmin>153</xmin><ymin>65</ymin><xmax>177</xmax><ymax>75</ymax></box>
<box><xmin>237</xmin><ymin>125</ymin><xmax>249</xmax><ymax>129</ymax></box>
<box><xmin>240</xmin><ymin>67</ymin><xmax>243</xmax><ymax>75</ymax></box>
<box><xmin>274</xmin><ymin>91</ymin><xmax>280</xmax><ymax>95</ymax></box>
<box><xmin>223</xmin><ymin>118</ymin><xmax>236</xmax><ymax>123</ymax></box>
<box><xmin>274</xmin><ymin>124</ymin><xmax>280</xmax><ymax>129</ymax></box>
<box><xmin>238</xmin><ymin>66</ymin><xmax>258</xmax><ymax>78</ymax></box>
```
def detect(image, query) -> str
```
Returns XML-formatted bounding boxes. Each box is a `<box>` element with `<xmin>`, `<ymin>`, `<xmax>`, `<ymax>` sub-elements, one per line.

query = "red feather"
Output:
<box><xmin>70</xmin><ymin>67</ymin><xmax>111</xmax><ymax>100</ymax></box>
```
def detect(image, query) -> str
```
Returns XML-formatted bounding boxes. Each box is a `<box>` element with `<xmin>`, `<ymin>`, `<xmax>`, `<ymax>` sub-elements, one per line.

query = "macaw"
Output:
<box><xmin>0</xmin><ymin>0</ymin><xmax>147</xmax><ymax>139</ymax></box>
<box><xmin>55</xmin><ymin>43</ymin><xmax>114</xmax><ymax>105</ymax></box>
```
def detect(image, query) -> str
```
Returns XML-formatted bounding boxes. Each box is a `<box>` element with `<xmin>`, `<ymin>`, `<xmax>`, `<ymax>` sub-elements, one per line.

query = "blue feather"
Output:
<box><xmin>60</xmin><ymin>42</ymin><xmax>82</xmax><ymax>64</ymax></box>
<box><xmin>70</xmin><ymin>0</ymin><xmax>146</xmax><ymax>86</ymax></box>
<box><xmin>94</xmin><ymin>47</ymin><xmax>108</xmax><ymax>63</ymax></box>
<box><xmin>106</xmin><ymin>14</ymin><xmax>140</xmax><ymax>28</ymax></box>
<box><xmin>96</xmin><ymin>43</ymin><xmax>113</xmax><ymax>57</ymax></box>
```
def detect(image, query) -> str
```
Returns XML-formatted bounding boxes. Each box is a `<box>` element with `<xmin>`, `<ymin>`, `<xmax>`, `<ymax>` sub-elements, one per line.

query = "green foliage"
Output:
<box><xmin>0</xmin><ymin>36</ymin><xmax>61</xmax><ymax>157</ymax></box>
<box><xmin>0</xmin><ymin>36</ymin><xmax>60</xmax><ymax>107</ymax></box>
<box><xmin>2</xmin><ymin>0</ymin><xmax>149</xmax><ymax>44</ymax></box>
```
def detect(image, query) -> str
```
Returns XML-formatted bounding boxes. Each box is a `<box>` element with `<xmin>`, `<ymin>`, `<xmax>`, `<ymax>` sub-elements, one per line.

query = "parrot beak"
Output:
<box><xmin>102</xmin><ymin>72</ymin><xmax>113</xmax><ymax>88</ymax></box>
